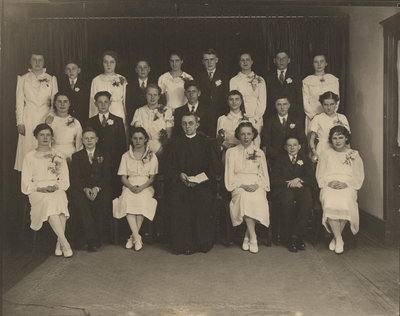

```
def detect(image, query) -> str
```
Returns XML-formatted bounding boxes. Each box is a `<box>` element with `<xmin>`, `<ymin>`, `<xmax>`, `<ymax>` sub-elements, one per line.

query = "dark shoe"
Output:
<box><xmin>87</xmin><ymin>245</ymin><xmax>97</xmax><ymax>252</ymax></box>
<box><xmin>287</xmin><ymin>239</ymin><xmax>297</xmax><ymax>253</ymax></box>
<box><xmin>296</xmin><ymin>239</ymin><xmax>306</xmax><ymax>251</ymax></box>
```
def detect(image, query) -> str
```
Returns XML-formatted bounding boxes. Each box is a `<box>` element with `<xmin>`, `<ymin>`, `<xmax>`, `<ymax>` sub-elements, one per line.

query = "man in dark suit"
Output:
<box><xmin>125</xmin><ymin>59</ymin><xmax>156</xmax><ymax>124</ymax></box>
<box><xmin>264</xmin><ymin>50</ymin><xmax>302</xmax><ymax>119</ymax></box>
<box><xmin>196</xmin><ymin>49</ymin><xmax>229</xmax><ymax>136</ymax></box>
<box><xmin>173</xmin><ymin>80</ymin><xmax>212</xmax><ymax>138</ymax></box>
<box><xmin>262</xmin><ymin>96</ymin><xmax>307</xmax><ymax>168</ymax></box>
<box><xmin>86</xmin><ymin>91</ymin><xmax>127</xmax><ymax>199</ymax></box>
<box><xmin>58</xmin><ymin>61</ymin><xmax>90</xmax><ymax>126</ymax></box>
<box><xmin>271</xmin><ymin>136</ymin><xmax>314</xmax><ymax>252</ymax></box>
<box><xmin>70</xmin><ymin>127</ymin><xmax>112</xmax><ymax>251</ymax></box>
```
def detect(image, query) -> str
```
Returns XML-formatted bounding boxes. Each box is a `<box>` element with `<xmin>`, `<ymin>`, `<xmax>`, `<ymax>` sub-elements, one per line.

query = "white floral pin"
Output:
<box><xmin>107</xmin><ymin>119</ymin><xmax>114</xmax><ymax>125</ymax></box>
<box><xmin>296</xmin><ymin>160</ymin><xmax>304</xmax><ymax>166</ymax></box>
<box><xmin>74</xmin><ymin>87</ymin><xmax>80</xmax><ymax>92</ymax></box>
<box><xmin>289</xmin><ymin>123</ymin><xmax>296</xmax><ymax>129</ymax></box>
<box><xmin>286</xmin><ymin>78</ymin><xmax>293</xmax><ymax>84</ymax></box>
<box><xmin>215</xmin><ymin>79</ymin><xmax>222</xmax><ymax>87</ymax></box>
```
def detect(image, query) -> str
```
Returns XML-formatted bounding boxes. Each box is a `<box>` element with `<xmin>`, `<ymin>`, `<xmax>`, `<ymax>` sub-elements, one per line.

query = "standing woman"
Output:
<box><xmin>229</xmin><ymin>52</ymin><xmax>266</xmax><ymax>146</ymax></box>
<box><xmin>15</xmin><ymin>53</ymin><xmax>58</xmax><ymax>171</ymax></box>
<box><xmin>158</xmin><ymin>51</ymin><xmax>193</xmax><ymax>111</ymax></box>
<box><xmin>89</xmin><ymin>51</ymin><xmax>128</xmax><ymax>123</ymax></box>
<box><xmin>49</xmin><ymin>92</ymin><xmax>83</xmax><ymax>162</ymax></box>
<box><xmin>303</xmin><ymin>54</ymin><xmax>339</xmax><ymax>135</ymax></box>
<box><xmin>21</xmin><ymin>124</ymin><xmax>72</xmax><ymax>257</ymax></box>
<box><xmin>225</xmin><ymin>122</ymin><xmax>270</xmax><ymax>254</ymax></box>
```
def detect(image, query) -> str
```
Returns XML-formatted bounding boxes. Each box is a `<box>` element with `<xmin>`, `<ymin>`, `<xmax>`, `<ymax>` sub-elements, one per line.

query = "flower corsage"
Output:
<box><xmin>248</xmin><ymin>74</ymin><xmax>263</xmax><ymax>91</ymax></box>
<box><xmin>66</xmin><ymin>117</ymin><xmax>75</xmax><ymax>127</ymax></box>
<box><xmin>289</xmin><ymin>123</ymin><xmax>296</xmax><ymax>129</ymax></box>
<box><xmin>44</xmin><ymin>153</ymin><xmax>64</xmax><ymax>179</ymax></box>
<box><xmin>38</xmin><ymin>78</ymin><xmax>50</xmax><ymax>87</ymax></box>
<box><xmin>343</xmin><ymin>151</ymin><xmax>356</xmax><ymax>166</ymax></box>
<box><xmin>286</xmin><ymin>78</ymin><xmax>293</xmax><ymax>84</ymax></box>
<box><xmin>296</xmin><ymin>160</ymin><xmax>304</xmax><ymax>166</ymax></box>
<box><xmin>74</xmin><ymin>87</ymin><xmax>80</xmax><ymax>92</ymax></box>
<box><xmin>112</xmin><ymin>76</ymin><xmax>126</xmax><ymax>87</ymax></box>
<box><xmin>106</xmin><ymin>119</ymin><xmax>114</xmax><ymax>126</ymax></box>
<box><xmin>142</xmin><ymin>148</ymin><xmax>153</xmax><ymax>164</ymax></box>
<box><xmin>247</xmin><ymin>149</ymin><xmax>261</xmax><ymax>162</ymax></box>
<box><xmin>215</xmin><ymin>79</ymin><xmax>222</xmax><ymax>87</ymax></box>
<box><xmin>96</xmin><ymin>156</ymin><xmax>104</xmax><ymax>164</ymax></box>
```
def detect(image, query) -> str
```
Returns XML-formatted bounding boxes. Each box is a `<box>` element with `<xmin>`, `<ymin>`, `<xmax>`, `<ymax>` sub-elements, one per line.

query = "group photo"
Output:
<box><xmin>2</xmin><ymin>1</ymin><xmax>399</xmax><ymax>316</ymax></box>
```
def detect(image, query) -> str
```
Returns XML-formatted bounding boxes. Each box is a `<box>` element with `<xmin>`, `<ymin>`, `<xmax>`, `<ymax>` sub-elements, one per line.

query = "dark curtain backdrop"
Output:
<box><xmin>2</xmin><ymin>16</ymin><xmax>348</xmax><ymax>247</ymax></box>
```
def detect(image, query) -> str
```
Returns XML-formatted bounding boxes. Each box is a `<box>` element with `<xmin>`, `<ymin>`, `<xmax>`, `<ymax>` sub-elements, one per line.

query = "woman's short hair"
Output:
<box><xmin>102</xmin><ymin>50</ymin><xmax>119</xmax><ymax>64</ymax></box>
<box><xmin>319</xmin><ymin>91</ymin><xmax>340</xmax><ymax>104</ymax></box>
<box><xmin>239</xmin><ymin>52</ymin><xmax>253</xmax><ymax>61</ymax></box>
<box><xmin>28</xmin><ymin>52</ymin><xmax>45</xmax><ymax>68</ymax></box>
<box><xmin>234</xmin><ymin>121</ymin><xmax>258</xmax><ymax>140</ymax></box>
<box><xmin>94</xmin><ymin>91</ymin><xmax>112</xmax><ymax>102</ymax></box>
<box><xmin>82</xmin><ymin>126</ymin><xmax>98</xmax><ymax>137</ymax></box>
<box><xmin>328</xmin><ymin>125</ymin><xmax>351</xmax><ymax>145</ymax></box>
<box><xmin>146</xmin><ymin>83</ymin><xmax>161</xmax><ymax>95</ymax></box>
<box><xmin>313</xmin><ymin>53</ymin><xmax>327</xmax><ymax>61</ymax></box>
<box><xmin>33</xmin><ymin>123</ymin><xmax>53</xmax><ymax>137</ymax></box>
<box><xmin>228</xmin><ymin>90</ymin><xmax>246</xmax><ymax>115</ymax></box>
<box><xmin>53</xmin><ymin>92</ymin><xmax>70</xmax><ymax>112</ymax></box>
<box><xmin>169</xmin><ymin>50</ymin><xmax>184</xmax><ymax>61</ymax></box>
<box><xmin>129</xmin><ymin>126</ymin><xmax>150</xmax><ymax>147</ymax></box>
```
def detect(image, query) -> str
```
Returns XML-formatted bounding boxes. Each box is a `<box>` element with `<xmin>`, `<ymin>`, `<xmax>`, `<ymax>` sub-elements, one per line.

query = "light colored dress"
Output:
<box><xmin>49</xmin><ymin>115</ymin><xmax>83</xmax><ymax>160</ymax></box>
<box><xmin>21</xmin><ymin>149</ymin><xmax>70</xmax><ymax>231</ymax></box>
<box><xmin>113</xmin><ymin>146</ymin><xmax>158</xmax><ymax>220</ymax></box>
<box><xmin>217</xmin><ymin>111</ymin><xmax>252</xmax><ymax>149</ymax></box>
<box><xmin>14</xmin><ymin>69</ymin><xmax>58</xmax><ymax>171</ymax></box>
<box><xmin>310</xmin><ymin>112</ymin><xmax>350</xmax><ymax>156</ymax></box>
<box><xmin>225</xmin><ymin>144</ymin><xmax>270</xmax><ymax>227</ymax></box>
<box><xmin>158</xmin><ymin>72</ymin><xmax>193</xmax><ymax>110</ymax></box>
<box><xmin>89</xmin><ymin>74</ymin><xmax>127</xmax><ymax>122</ymax></box>
<box><xmin>316</xmin><ymin>148</ymin><xmax>364</xmax><ymax>234</ymax></box>
<box><xmin>131</xmin><ymin>105</ymin><xmax>173</xmax><ymax>153</ymax></box>
<box><xmin>302</xmin><ymin>73</ymin><xmax>339</xmax><ymax>134</ymax></box>
<box><xmin>229</xmin><ymin>71</ymin><xmax>267</xmax><ymax>135</ymax></box>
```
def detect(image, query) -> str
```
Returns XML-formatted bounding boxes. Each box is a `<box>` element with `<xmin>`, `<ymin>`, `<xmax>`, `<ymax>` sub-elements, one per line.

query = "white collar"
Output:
<box><xmin>288</xmin><ymin>153</ymin><xmax>297</xmax><ymax>160</ymax></box>
<box><xmin>277</xmin><ymin>69</ymin><xmax>287</xmax><ymax>76</ymax></box>
<box><xmin>278</xmin><ymin>114</ymin><xmax>288</xmax><ymax>123</ymax></box>
<box><xmin>185</xmin><ymin>133</ymin><xmax>197</xmax><ymax>139</ymax></box>
<box><xmin>86</xmin><ymin>148</ymin><xmax>95</xmax><ymax>155</ymax></box>
<box><xmin>138</xmin><ymin>78</ymin><xmax>148</xmax><ymax>85</ymax></box>
<box><xmin>99</xmin><ymin>112</ymin><xmax>110</xmax><ymax>120</ymax></box>
<box><xmin>207</xmin><ymin>69</ymin><xmax>216</xmax><ymax>76</ymax></box>
<box><xmin>69</xmin><ymin>77</ymin><xmax>77</xmax><ymax>84</ymax></box>
<box><xmin>187</xmin><ymin>102</ymin><xmax>199</xmax><ymax>111</ymax></box>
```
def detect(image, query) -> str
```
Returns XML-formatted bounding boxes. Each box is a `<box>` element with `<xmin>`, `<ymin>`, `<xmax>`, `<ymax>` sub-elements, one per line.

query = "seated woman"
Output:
<box><xmin>309</xmin><ymin>91</ymin><xmax>350</xmax><ymax>162</ymax></box>
<box><xmin>224</xmin><ymin>122</ymin><xmax>270</xmax><ymax>254</ymax></box>
<box><xmin>130</xmin><ymin>83</ymin><xmax>173</xmax><ymax>156</ymax></box>
<box><xmin>113</xmin><ymin>127</ymin><xmax>158</xmax><ymax>251</ymax></box>
<box><xmin>49</xmin><ymin>92</ymin><xmax>83</xmax><ymax>162</ymax></box>
<box><xmin>21</xmin><ymin>123</ymin><xmax>72</xmax><ymax>257</ymax></box>
<box><xmin>316</xmin><ymin>126</ymin><xmax>364</xmax><ymax>254</ymax></box>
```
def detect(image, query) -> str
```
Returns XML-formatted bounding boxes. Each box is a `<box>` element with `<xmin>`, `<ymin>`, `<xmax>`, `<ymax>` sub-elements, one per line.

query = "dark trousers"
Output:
<box><xmin>71</xmin><ymin>186</ymin><xmax>112</xmax><ymax>247</ymax></box>
<box><xmin>276</xmin><ymin>187</ymin><xmax>313</xmax><ymax>241</ymax></box>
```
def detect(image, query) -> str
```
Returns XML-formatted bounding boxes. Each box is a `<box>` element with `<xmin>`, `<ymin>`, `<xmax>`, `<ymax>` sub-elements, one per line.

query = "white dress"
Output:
<box><xmin>225</xmin><ymin>144</ymin><xmax>270</xmax><ymax>227</ymax></box>
<box><xmin>310</xmin><ymin>112</ymin><xmax>350</xmax><ymax>156</ymax></box>
<box><xmin>158</xmin><ymin>72</ymin><xmax>193</xmax><ymax>110</ymax></box>
<box><xmin>89</xmin><ymin>74</ymin><xmax>127</xmax><ymax>122</ymax></box>
<box><xmin>14</xmin><ymin>70</ymin><xmax>58</xmax><ymax>171</ymax></box>
<box><xmin>302</xmin><ymin>73</ymin><xmax>339</xmax><ymax>134</ymax></box>
<box><xmin>21</xmin><ymin>149</ymin><xmax>70</xmax><ymax>231</ymax></box>
<box><xmin>229</xmin><ymin>71</ymin><xmax>267</xmax><ymax>135</ymax></box>
<box><xmin>131</xmin><ymin>105</ymin><xmax>173</xmax><ymax>153</ymax></box>
<box><xmin>316</xmin><ymin>148</ymin><xmax>364</xmax><ymax>234</ymax></box>
<box><xmin>49</xmin><ymin>115</ymin><xmax>83</xmax><ymax>160</ymax></box>
<box><xmin>113</xmin><ymin>146</ymin><xmax>158</xmax><ymax>220</ymax></box>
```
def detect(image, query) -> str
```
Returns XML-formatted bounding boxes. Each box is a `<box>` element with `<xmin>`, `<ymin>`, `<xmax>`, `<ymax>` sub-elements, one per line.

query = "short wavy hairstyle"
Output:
<box><xmin>227</xmin><ymin>90</ymin><xmax>246</xmax><ymax>115</ymax></box>
<box><xmin>146</xmin><ymin>83</ymin><xmax>161</xmax><ymax>96</ymax></box>
<box><xmin>129</xmin><ymin>126</ymin><xmax>150</xmax><ymax>147</ymax></box>
<box><xmin>33</xmin><ymin>123</ymin><xmax>53</xmax><ymax>137</ymax></box>
<box><xmin>53</xmin><ymin>92</ymin><xmax>71</xmax><ymax>113</ymax></box>
<box><xmin>328</xmin><ymin>125</ymin><xmax>351</xmax><ymax>145</ymax></box>
<box><xmin>82</xmin><ymin>126</ymin><xmax>98</xmax><ymax>137</ymax></box>
<box><xmin>234</xmin><ymin>121</ymin><xmax>258</xmax><ymax>141</ymax></box>
<box><xmin>102</xmin><ymin>50</ymin><xmax>119</xmax><ymax>64</ymax></box>
<box><xmin>94</xmin><ymin>91</ymin><xmax>112</xmax><ymax>102</ymax></box>
<box><xmin>319</xmin><ymin>91</ymin><xmax>340</xmax><ymax>104</ymax></box>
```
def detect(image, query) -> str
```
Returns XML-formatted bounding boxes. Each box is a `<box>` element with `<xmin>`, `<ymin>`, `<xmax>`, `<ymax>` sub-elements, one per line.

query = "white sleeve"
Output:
<box><xmin>21</xmin><ymin>154</ymin><xmax>37</xmax><ymax>195</ymax></box>
<box><xmin>89</xmin><ymin>78</ymin><xmax>97</xmax><ymax>118</ymax></box>
<box><xmin>16</xmin><ymin>75</ymin><xmax>25</xmax><ymax>125</ymax></box>
<box><xmin>57</xmin><ymin>157</ymin><xmax>70</xmax><ymax>191</ymax></box>
<box><xmin>302</xmin><ymin>79</ymin><xmax>313</xmax><ymax>119</ymax></box>
<box><xmin>347</xmin><ymin>151</ymin><xmax>364</xmax><ymax>190</ymax></box>
<box><xmin>74</xmin><ymin>120</ymin><xmax>83</xmax><ymax>152</ymax></box>
<box><xmin>224</xmin><ymin>148</ymin><xmax>239</xmax><ymax>191</ymax></box>
<box><xmin>255</xmin><ymin>77</ymin><xmax>267</xmax><ymax>120</ymax></box>
<box><xmin>256</xmin><ymin>150</ymin><xmax>270</xmax><ymax>192</ymax></box>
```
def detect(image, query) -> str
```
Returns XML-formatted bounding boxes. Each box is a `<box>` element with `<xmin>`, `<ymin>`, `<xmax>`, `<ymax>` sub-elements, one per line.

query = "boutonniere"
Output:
<box><xmin>286</xmin><ymin>78</ymin><xmax>293</xmax><ymax>84</ymax></box>
<box><xmin>179</xmin><ymin>74</ymin><xmax>191</xmax><ymax>83</ymax></box>
<box><xmin>289</xmin><ymin>123</ymin><xmax>296</xmax><ymax>129</ymax></box>
<box><xmin>142</xmin><ymin>149</ymin><xmax>153</xmax><ymax>164</ymax></box>
<box><xmin>296</xmin><ymin>160</ymin><xmax>304</xmax><ymax>166</ymax></box>
<box><xmin>215</xmin><ymin>79</ymin><xmax>222</xmax><ymax>87</ymax></box>
<box><xmin>112</xmin><ymin>76</ymin><xmax>126</xmax><ymax>87</ymax></box>
<box><xmin>154</xmin><ymin>104</ymin><xmax>168</xmax><ymax>121</ymax></box>
<box><xmin>38</xmin><ymin>78</ymin><xmax>50</xmax><ymax>87</ymax></box>
<box><xmin>247</xmin><ymin>149</ymin><xmax>261</xmax><ymax>161</ymax></box>
<box><xmin>343</xmin><ymin>151</ymin><xmax>356</xmax><ymax>166</ymax></box>
<box><xmin>66</xmin><ymin>117</ymin><xmax>75</xmax><ymax>127</ymax></box>
<box><xmin>96</xmin><ymin>156</ymin><xmax>104</xmax><ymax>164</ymax></box>
<box><xmin>74</xmin><ymin>87</ymin><xmax>80</xmax><ymax>92</ymax></box>
<box><xmin>106</xmin><ymin>119</ymin><xmax>114</xmax><ymax>125</ymax></box>
<box><xmin>248</xmin><ymin>74</ymin><xmax>263</xmax><ymax>91</ymax></box>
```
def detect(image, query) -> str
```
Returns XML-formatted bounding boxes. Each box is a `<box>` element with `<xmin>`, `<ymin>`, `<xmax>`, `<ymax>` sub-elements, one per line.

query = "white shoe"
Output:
<box><xmin>335</xmin><ymin>239</ymin><xmax>344</xmax><ymax>255</ymax></box>
<box><xmin>134</xmin><ymin>236</ymin><xmax>143</xmax><ymax>252</ymax></box>
<box><xmin>63</xmin><ymin>245</ymin><xmax>73</xmax><ymax>258</ymax></box>
<box><xmin>249</xmin><ymin>240</ymin><xmax>259</xmax><ymax>254</ymax></box>
<box><xmin>242</xmin><ymin>237</ymin><xmax>249</xmax><ymax>251</ymax></box>
<box><xmin>125</xmin><ymin>236</ymin><xmax>134</xmax><ymax>249</ymax></box>
<box><xmin>329</xmin><ymin>238</ymin><xmax>336</xmax><ymax>251</ymax></box>
<box><xmin>55</xmin><ymin>241</ymin><xmax>62</xmax><ymax>257</ymax></box>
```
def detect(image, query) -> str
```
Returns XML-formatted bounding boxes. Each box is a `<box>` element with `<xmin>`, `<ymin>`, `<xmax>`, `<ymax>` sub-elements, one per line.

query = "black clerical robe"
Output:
<box><xmin>164</xmin><ymin>134</ymin><xmax>221</xmax><ymax>254</ymax></box>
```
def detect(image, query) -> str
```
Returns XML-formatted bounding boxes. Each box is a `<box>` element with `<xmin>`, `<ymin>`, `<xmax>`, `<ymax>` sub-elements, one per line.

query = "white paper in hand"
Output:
<box><xmin>187</xmin><ymin>172</ymin><xmax>209</xmax><ymax>184</ymax></box>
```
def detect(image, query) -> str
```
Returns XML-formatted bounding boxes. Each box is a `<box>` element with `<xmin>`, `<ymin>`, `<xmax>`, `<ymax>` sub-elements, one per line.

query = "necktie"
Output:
<box><xmin>279</xmin><ymin>71</ymin><xmax>285</xmax><ymax>84</ymax></box>
<box><xmin>282</xmin><ymin>117</ymin><xmax>286</xmax><ymax>127</ymax></box>
<box><xmin>70</xmin><ymin>80</ymin><xmax>75</xmax><ymax>89</ymax></box>
<box><xmin>208</xmin><ymin>72</ymin><xmax>213</xmax><ymax>81</ymax></box>
<box><xmin>101</xmin><ymin>114</ymin><xmax>107</xmax><ymax>127</ymax></box>
<box><xmin>191</xmin><ymin>105</ymin><xmax>195</xmax><ymax>113</ymax></box>
<box><xmin>88</xmin><ymin>152</ymin><xmax>94</xmax><ymax>164</ymax></box>
<box><xmin>291</xmin><ymin>155</ymin><xmax>296</xmax><ymax>165</ymax></box>
<box><xmin>141</xmin><ymin>81</ymin><xmax>146</xmax><ymax>90</ymax></box>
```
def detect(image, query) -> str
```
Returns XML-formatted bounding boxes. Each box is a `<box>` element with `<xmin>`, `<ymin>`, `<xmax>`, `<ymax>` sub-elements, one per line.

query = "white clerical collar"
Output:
<box><xmin>278</xmin><ymin>114</ymin><xmax>288</xmax><ymax>124</ymax></box>
<box><xmin>86</xmin><ymin>148</ymin><xmax>95</xmax><ymax>155</ymax></box>
<box><xmin>277</xmin><ymin>69</ymin><xmax>287</xmax><ymax>77</ymax></box>
<box><xmin>99</xmin><ymin>112</ymin><xmax>110</xmax><ymax>120</ymax></box>
<box><xmin>138</xmin><ymin>78</ymin><xmax>148</xmax><ymax>86</ymax></box>
<box><xmin>187</xmin><ymin>102</ymin><xmax>199</xmax><ymax>112</ymax></box>
<box><xmin>185</xmin><ymin>133</ymin><xmax>197</xmax><ymax>139</ymax></box>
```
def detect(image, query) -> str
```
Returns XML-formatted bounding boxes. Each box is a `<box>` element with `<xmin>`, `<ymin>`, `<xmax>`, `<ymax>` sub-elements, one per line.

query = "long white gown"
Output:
<box><xmin>310</xmin><ymin>112</ymin><xmax>350</xmax><ymax>156</ymax></box>
<box><xmin>229</xmin><ymin>72</ymin><xmax>267</xmax><ymax>139</ymax></box>
<box><xmin>158</xmin><ymin>72</ymin><xmax>193</xmax><ymax>110</ymax></box>
<box><xmin>113</xmin><ymin>146</ymin><xmax>158</xmax><ymax>221</ymax></box>
<box><xmin>225</xmin><ymin>144</ymin><xmax>270</xmax><ymax>227</ymax></box>
<box><xmin>131</xmin><ymin>105</ymin><xmax>173</xmax><ymax>153</ymax></box>
<box><xmin>14</xmin><ymin>70</ymin><xmax>58</xmax><ymax>171</ymax></box>
<box><xmin>89</xmin><ymin>74</ymin><xmax>127</xmax><ymax>122</ymax></box>
<box><xmin>316</xmin><ymin>148</ymin><xmax>364</xmax><ymax>234</ymax></box>
<box><xmin>302</xmin><ymin>73</ymin><xmax>339</xmax><ymax>134</ymax></box>
<box><xmin>49</xmin><ymin>115</ymin><xmax>83</xmax><ymax>160</ymax></box>
<box><xmin>21</xmin><ymin>149</ymin><xmax>70</xmax><ymax>231</ymax></box>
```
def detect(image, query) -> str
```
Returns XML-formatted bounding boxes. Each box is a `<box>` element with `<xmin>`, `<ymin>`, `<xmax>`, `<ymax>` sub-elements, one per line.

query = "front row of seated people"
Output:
<box><xmin>21</xmin><ymin>89</ymin><xmax>364</xmax><ymax>257</ymax></box>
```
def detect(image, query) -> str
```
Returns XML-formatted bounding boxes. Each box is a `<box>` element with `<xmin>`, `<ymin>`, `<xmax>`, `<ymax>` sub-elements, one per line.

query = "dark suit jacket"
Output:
<box><xmin>270</xmin><ymin>152</ymin><xmax>315</xmax><ymax>197</ymax></box>
<box><xmin>196</xmin><ymin>69</ymin><xmax>229</xmax><ymax>135</ymax></box>
<box><xmin>125</xmin><ymin>77</ymin><xmax>156</xmax><ymax>124</ymax></box>
<box><xmin>265</xmin><ymin>69</ymin><xmax>303</xmax><ymax>119</ymax></box>
<box><xmin>58</xmin><ymin>75</ymin><xmax>90</xmax><ymax>126</ymax></box>
<box><xmin>70</xmin><ymin>147</ymin><xmax>112</xmax><ymax>192</ymax></box>
<box><xmin>172</xmin><ymin>102</ymin><xmax>213</xmax><ymax>138</ymax></box>
<box><xmin>86</xmin><ymin>113</ymin><xmax>127</xmax><ymax>170</ymax></box>
<box><xmin>261</xmin><ymin>113</ymin><xmax>307</xmax><ymax>164</ymax></box>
